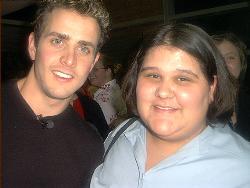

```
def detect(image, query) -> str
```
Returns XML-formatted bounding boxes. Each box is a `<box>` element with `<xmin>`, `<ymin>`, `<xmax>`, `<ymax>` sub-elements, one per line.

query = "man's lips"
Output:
<box><xmin>52</xmin><ymin>70</ymin><xmax>73</xmax><ymax>79</ymax></box>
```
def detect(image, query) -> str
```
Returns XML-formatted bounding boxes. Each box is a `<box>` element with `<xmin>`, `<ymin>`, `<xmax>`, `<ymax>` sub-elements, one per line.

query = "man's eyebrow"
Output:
<box><xmin>78</xmin><ymin>41</ymin><xmax>96</xmax><ymax>49</ymax></box>
<box><xmin>45</xmin><ymin>32</ymin><xmax>69</xmax><ymax>40</ymax></box>
<box><xmin>45</xmin><ymin>32</ymin><xmax>96</xmax><ymax>49</ymax></box>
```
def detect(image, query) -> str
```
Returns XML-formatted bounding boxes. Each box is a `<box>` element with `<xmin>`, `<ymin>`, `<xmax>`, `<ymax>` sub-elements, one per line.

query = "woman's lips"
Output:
<box><xmin>154</xmin><ymin>105</ymin><xmax>179</xmax><ymax>112</ymax></box>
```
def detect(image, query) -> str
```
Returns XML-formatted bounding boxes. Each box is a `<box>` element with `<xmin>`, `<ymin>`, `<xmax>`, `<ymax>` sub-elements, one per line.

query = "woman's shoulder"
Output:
<box><xmin>238</xmin><ymin>85</ymin><xmax>250</xmax><ymax>100</ymax></box>
<box><xmin>104</xmin><ymin>118</ymin><xmax>142</xmax><ymax>149</ymax></box>
<box><xmin>205</xmin><ymin>124</ymin><xmax>250</xmax><ymax>159</ymax></box>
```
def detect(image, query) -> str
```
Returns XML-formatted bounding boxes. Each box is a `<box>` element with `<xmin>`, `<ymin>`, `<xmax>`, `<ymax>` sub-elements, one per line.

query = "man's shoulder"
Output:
<box><xmin>65</xmin><ymin>108</ymin><xmax>104</xmax><ymax>141</ymax></box>
<box><xmin>2</xmin><ymin>79</ymin><xmax>17</xmax><ymax>93</ymax></box>
<box><xmin>2</xmin><ymin>79</ymin><xmax>19</xmax><ymax>110</ymax></box>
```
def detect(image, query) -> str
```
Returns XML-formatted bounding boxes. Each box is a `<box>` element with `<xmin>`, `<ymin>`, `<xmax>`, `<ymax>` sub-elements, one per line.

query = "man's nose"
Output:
<box><xmin>60</xmin><ymin>47</ymin><xmax>77</xmax><ymax>67</ymax></box>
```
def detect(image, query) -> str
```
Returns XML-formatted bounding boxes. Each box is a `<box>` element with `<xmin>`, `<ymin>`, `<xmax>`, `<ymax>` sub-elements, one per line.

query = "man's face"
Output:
<box><xmin>28</xmin><ymin>8</ymin><xmax>100</xmax><ymax>100</ymax></box>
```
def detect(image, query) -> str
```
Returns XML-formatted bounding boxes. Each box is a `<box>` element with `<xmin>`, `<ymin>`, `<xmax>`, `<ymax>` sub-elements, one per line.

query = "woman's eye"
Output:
<box><xmin>146</xmin><ymin>73</ymin><xmax>160</xmax><ymax>79</ymax></box>
<box><xmin>225</xmin><ymin>55</ymin><xmax>237</xmax><ymax>62</ymax></box>
<box><xmin>228</xmin><ymin>56</ymin><xmax>235</xmax><ymax>60</ymax></box>
<box><xmin>178</xmin><ymin>77</ymin><xmax>190</xmax><ymax>82</ymax></box>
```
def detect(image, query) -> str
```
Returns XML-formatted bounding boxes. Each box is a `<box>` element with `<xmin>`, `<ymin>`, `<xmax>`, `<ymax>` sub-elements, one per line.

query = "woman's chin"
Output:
<box><xmin>146</xmin><ymin>119</ymin><xmax>179</xmax><ymax>137</ymax></box>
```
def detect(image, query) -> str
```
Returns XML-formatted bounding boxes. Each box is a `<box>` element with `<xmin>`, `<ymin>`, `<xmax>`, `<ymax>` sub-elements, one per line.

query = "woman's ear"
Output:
<box><xmin>28</xmin><ymin>32</ymin><xmax>36</xmax><ymax>61</ymax></box>
<box><xmin>209</xmin><ymin>75</ymin><xmax>217</xmax><ymax>103</ymax></box>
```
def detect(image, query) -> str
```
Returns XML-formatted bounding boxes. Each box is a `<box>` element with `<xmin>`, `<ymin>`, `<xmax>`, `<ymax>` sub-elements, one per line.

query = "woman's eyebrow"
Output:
<box><xmin>176</xmin><ymin>68</ymin><xmax>198</xmax><ymax>78</ymax></box>
<box><xmin>140</xmin><ymin>66</ymin><xmax>159</xmax><ymax>72</ymax></box>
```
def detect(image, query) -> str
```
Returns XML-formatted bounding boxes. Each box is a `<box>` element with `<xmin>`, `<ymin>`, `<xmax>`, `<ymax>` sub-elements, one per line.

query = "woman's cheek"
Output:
<box><xmin>177</xmin><ymin>89</ymin><xmax>194</xmax><ymax>106</ymax></box>
<box><xmin>137</xmin><ymin>80</ymin><xmax>155</xmax><ymax>100</ymax></box>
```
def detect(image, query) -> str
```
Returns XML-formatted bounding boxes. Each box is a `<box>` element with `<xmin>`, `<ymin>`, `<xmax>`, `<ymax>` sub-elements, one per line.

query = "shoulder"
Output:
<box><xmin>2</xmin><ymin>79</ymin><xmax>20</xmax><ymax>110</ymax></box>
<box><xmin>238</xmin><ymin>86</ymin><xmax>250</xmax><ymax>106</ymax></box>
<box><xmin>104</xmin><ymin>118</ymin><xmax>142</xmax><ymax>150</ymax></box>
<box><xmin>203</xmin><ymin>124</ymin><xmax>250</xmax><ymax>160</ymax></box>
<box><xmin>65</xmin><ymin>107</ymin><xmax>104</xmax><ymax>142</ymax></box>
<box><xmin>194</xmin><ymin>125</ymin><xmax>250</xmax><ymax>181</ymax></box>
<box><xmin>2</xmin><ymin>79</ymin><xmax>17</xmax><ymax>94</ymax></box>
<box><xmin>77</xmin><ymin>93</ymin><xmax>100</xmax><ymax>108</ymax></box>
<box><xmin>110</xmin><ymin>80</ymin><xmax>121</xmax><ymax>92</ymax></box>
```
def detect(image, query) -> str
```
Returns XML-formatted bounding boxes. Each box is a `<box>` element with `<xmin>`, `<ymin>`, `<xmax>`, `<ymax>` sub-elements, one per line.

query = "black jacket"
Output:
<box><xmin>76</xmin><ymin>91</ymin><xmax>110</xmax><ymax>139</ymax></box>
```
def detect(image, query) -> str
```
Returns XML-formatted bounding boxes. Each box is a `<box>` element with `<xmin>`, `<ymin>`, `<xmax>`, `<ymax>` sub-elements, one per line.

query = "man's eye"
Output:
<box><xmin>80</xmin><ymin>46</ymin><xmax>90</xmax><ymax>55</ymax></box>
<box><xmin>51</xmin><ymin>38</ymin><xmax>63</xmax><ymax>45</ymax></box>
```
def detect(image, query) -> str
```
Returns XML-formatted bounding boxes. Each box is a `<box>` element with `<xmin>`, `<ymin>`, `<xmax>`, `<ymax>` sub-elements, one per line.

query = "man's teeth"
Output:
<box><xmin>54</xmin><ymin>71</ymin><xmax>73</xmax><ymax>79</ymax></box>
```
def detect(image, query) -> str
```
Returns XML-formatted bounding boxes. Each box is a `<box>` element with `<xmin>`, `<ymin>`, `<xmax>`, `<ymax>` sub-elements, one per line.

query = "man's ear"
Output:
<box><xmin>90</xmin><ymin>52</ymin><xmax>100</xmax><ymax>71</ymax></box>
<box><xmin>28</xmin><ymin>32</ymin><xmax>37</xmax><ymax>61</ymax></box>
<box><xmin>209</xmin><ymin>75</ymin><xmax>217</xmax><ymax>103</ymax></box>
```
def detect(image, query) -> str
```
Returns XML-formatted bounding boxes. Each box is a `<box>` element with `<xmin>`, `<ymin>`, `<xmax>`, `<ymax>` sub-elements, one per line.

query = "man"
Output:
<box><xmin>88</xmin><ymin>54</ymin><xmax>127</xmax><ymax>127</ymax></box>
<box><xmin>3</xmin><ymin>0</ymin><xmax>110</xmax><ymax>187</ymax></box>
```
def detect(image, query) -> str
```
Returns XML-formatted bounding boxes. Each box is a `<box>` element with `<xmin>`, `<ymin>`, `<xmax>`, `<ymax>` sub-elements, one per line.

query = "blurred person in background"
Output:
<box><xmin>72</xmin><ymin>80</ymin><xmax>110</xmax><ymax>139</ymax></box>
<box><xmin>212</xmin><ymin>32</ymin><xmax>250</xmax><ymax>141</ymax></box>
<box><xmin>88</xmin><ymin>54</ymin><xmax>127</xmax><ymax>128</ymax></box>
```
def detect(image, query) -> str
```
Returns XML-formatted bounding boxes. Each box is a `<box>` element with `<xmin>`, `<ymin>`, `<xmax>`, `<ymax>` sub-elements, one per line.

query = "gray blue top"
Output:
<box><xmin>91</xmin><ymin>119</ymin><xmax>250</xmax><ymax>188</ymax></box>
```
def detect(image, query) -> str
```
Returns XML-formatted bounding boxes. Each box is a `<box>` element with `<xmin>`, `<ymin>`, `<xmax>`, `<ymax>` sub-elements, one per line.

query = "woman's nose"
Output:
<box><xmin>155</xmin><ymin>80</ymin><xmax>174</xmax><ymax>99</ymax></box>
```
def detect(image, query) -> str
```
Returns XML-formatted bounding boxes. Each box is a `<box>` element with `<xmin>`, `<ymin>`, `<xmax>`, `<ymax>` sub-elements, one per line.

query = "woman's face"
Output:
<box><xmin>136</xmin><ymin>46</ymin><xmax>216</xmax><ymax>142</ymax></box>
<box><xmin>216</xmin><ymin>40</ymin><xmax>241</xmax><ymax>79</ymax></box>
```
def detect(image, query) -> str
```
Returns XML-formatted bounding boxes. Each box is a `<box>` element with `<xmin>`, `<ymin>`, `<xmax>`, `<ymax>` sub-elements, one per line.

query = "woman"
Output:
<box><xmin>88</xmin><ymin>54</ymin><xmax>127</xmax><ymax>127</ymax></box>
<box><xmin>212</xmin><ymin>33</ymin><xmax>250</xmax><ymax>140</ymax></box>
<box><xmin>91</xmin><ymin>23</ymin><xmax>250</xmax><ymax>188</ymax></box>
<box><xmin>212</xmin><ymin>33</ymin><xmax>247</xmax><ymax>82</ymax></box>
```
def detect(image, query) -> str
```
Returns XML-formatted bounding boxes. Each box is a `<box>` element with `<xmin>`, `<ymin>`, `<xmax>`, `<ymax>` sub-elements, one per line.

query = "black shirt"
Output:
<box><xmin>3</xmin><ymin>80</ymin><xmax>104</xmax><ymax>188</ymax></box>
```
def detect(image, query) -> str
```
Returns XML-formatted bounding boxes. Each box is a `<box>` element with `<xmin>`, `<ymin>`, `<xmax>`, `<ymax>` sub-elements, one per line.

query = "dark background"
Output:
<box><xmin>1</xmin><ymin>0</ymin><xmax>250</xmax><ymax>86</ymax></box>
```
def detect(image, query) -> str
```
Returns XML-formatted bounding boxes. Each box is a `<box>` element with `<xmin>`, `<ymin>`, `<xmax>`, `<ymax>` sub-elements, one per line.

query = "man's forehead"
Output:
<box><xmin>41</xmin><ymin>9</ymin><xmax>100</xmax><ymax>47</ymax></box>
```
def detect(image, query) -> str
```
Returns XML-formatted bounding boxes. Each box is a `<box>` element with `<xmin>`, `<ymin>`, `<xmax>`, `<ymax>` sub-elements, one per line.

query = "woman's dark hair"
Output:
<box><xmin>212</xmin><ymin>32</ymin><xmax>248</xmax><ymax>83</ymax></box>
<box><xmin>122</xmin><ymin>23</ymin><xmax>237</xmax><ymax>123</ymax></box>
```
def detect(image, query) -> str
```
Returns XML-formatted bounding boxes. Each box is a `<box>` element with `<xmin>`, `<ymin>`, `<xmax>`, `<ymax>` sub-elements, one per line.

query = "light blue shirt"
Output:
<box><xmin>91</xmin><ymin>119</ymin><xmax>250</xmax><ymax>188</ymax></box>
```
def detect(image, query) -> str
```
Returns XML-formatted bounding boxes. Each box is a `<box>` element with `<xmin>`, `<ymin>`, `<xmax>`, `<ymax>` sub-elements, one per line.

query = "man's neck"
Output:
<box><xmin>17</xmin><ymin>76</ymin><xmax>71</xmax><ymax>117</ymax></box>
